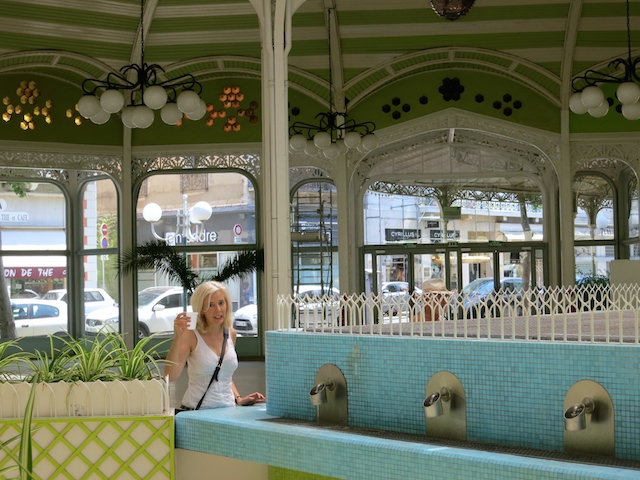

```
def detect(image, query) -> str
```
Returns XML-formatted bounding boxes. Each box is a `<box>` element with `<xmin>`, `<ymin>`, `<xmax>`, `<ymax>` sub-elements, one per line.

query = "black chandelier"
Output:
<box><xmin>289</xmin><ymin>111</ymin><xmax>377</xmax><ymax>158</ymax></box>
<box><xmin>570</xmin><ymin>0</ymin><xmax>640</xmax><ymax>120</ymax></box>
<box><xmin>76</xmin><ymin>0</ymin><xmax>204</xmax><ymax>128</ymax></box>
<box><xmin>289</xmin><ymin>9</ymin><xmax>378</xmax><ymax>158</ymax></box>
<box><xmin>430</xmin><ymin>0</ymin><xmax>475</xmax><ymax>21</ymax></box>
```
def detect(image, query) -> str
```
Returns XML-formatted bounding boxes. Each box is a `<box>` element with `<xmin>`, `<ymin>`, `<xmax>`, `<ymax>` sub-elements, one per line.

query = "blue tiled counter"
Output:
<box><xmin>265</xmin><ymin>331</ymin><xmax>640</xmax><ymax>460</ymax></box>
<box><xmin>174</xmin><ymin>405</ymin><xmax>639</xmax><ymax>480</ymax></box>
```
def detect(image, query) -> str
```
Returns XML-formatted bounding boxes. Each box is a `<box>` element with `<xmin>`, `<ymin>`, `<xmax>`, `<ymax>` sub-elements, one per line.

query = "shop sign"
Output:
<box><xmin>4</xmin><ymin>267</ymin><xmax>66</xmax><ymax>279</ymax></box>
<box><xmin>168</xmin><ymin>230</ymin><xmax>218</xmax><ymax>245</ymax></box>
<box><xmin>430</xmin><ymin>230</ymin><xmax>460</xmax><ymax>240</ymax></box>
<box><xmin>385</xmin><ymin>229</ymin><xmax>421</xmax><ymax>242</ymax></box>
<box><xmin>0</xmin><ymin>212</ymin><xmax>29</xmax><ymax>222</ymax></box>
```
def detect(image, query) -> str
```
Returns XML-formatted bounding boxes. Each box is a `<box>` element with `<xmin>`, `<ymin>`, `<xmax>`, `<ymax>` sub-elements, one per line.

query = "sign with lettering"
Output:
<box><xmin>167</xmin><ymin>229</ymin><xmax>218</xmax><ymax>246</ymax></box>
<box><xmin>4</xmin><ymin>267</ymin><xmax>66</xmax><ymax>279</ymax></box>
<box><xmin>0</xmin><ymin>212</ymin><xmax>29</xmax><ymax>222</ymax></box>
<box><xmin>385</xmin><ymin>229</ymin><xmax>421</xmax><ymax>242</ymax></box>
<box><xmin>430</xmin><ymin>230</ymin><xmax>460</xmax><ymax>240</ymax></box>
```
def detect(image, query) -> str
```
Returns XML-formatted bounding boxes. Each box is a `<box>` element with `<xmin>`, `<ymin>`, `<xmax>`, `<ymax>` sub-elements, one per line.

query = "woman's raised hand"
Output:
<box><xmin>173</xmin><ymin>312</ymin><xmax>191</xmax><ymax>335</ymax></box>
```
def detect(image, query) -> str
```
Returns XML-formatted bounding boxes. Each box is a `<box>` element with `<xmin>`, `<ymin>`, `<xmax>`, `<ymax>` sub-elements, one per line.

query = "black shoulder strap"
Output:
<box><xmin>195</xmin><ymin>327</ymin><xmax>229</xmax><ymax>410</ymax></box>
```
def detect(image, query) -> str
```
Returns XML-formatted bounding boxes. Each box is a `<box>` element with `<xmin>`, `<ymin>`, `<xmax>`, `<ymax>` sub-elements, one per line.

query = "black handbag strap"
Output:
<box><xmin>195</xmin><ymin>327</ymin><xmax>229</xmax><ymax>410</ymax></box>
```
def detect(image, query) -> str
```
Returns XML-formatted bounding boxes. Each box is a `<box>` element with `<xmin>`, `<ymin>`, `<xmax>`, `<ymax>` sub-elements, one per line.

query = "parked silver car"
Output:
<box><xmin>85</xmin><ymin>286</ymin><xmax>189</xmax><ymax>338</ymax></box>
<box><xmin>233</xmin><ymin>304</ymin><xmax>258</xmax><ymax>337</ymax></box>
<box><xmin>43</xmin><ymin>288</ymin><xmax>117</xmax><ymax>316</ymax></box>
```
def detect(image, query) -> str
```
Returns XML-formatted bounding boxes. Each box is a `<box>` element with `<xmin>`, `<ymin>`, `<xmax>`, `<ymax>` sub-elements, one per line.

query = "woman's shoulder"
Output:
<box><xmin>182</xmin><ymin>328</ymin><xmax>199</xmax><ymax>349</ymax></box>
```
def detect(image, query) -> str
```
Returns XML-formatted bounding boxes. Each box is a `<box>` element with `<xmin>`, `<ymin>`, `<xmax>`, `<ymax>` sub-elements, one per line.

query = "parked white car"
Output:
<box><xmin>233</xmin><ymin>304</ymin><xmax>258</xmax><ymax>337</ymax></box>
<box><xmin>42</xmin><ymin>288</ymin><xmax>117</xmax><ymax>316</ymax></box>
<box><xmin>85</xmin><ymin>286</ymin><xmax>189</xmax><ymax>338</ymax></box>
<box><xmin>10</xmin><ymin>299</ymin><xmax>68</xmax><ymax>337</ymax></box>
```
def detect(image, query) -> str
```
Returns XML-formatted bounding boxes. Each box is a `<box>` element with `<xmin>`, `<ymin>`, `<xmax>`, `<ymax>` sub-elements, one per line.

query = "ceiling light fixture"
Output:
<box><xmin>570</xmin><ymin>0</ymin><xmax>640</xmax><ymax>120</ymax></box>
<box><xmin>76</xmin><ymin>0</ymin><xmax>204</xmax><ymax>128</ymax></box>
<box><xmin>430</xmin><ymin>0</ymin><xmax>475</xmax><ymax>21</ymax></box>
<box><xmin>289</xmin><ymin>9</ymin><xmax>378</xmax><ymax>159</ymax></box>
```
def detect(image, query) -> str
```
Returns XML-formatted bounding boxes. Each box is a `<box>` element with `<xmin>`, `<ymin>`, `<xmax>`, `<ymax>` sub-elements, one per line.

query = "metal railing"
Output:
<box><xmin>277</xmin><ymin>284</ymin><xmax>640</xmax><ymax>343</ymax></box>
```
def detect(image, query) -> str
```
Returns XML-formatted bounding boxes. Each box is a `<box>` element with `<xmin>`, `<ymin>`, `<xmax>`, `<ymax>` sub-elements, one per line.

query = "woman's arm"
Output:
<box><xmin>163</xmin><ymin>312</ymin><xmax>196</xmax><ymax>381</ymax></box>
<box><xmin>229</xmin><ymin>328</ymin><xmax>266</xmax><ymax>405</ymax></box>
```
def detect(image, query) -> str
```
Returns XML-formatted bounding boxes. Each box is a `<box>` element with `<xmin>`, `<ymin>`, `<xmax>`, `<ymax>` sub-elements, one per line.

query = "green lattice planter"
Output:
<box><xmin>0</xmin><ymin>415</ymin><xmax>174</xmax><ymax>479</ymax></box>
<box><xmin>0</xmin><ymin>380</ymin><xmax>173</xmax><ymax>479</ymax></box>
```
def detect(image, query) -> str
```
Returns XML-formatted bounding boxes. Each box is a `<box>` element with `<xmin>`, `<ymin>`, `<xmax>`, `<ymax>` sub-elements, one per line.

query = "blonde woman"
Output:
<box><xmin>164</xmin><ymin>281</ymin><xmax>265</xmax><ymax>409</ymax></box>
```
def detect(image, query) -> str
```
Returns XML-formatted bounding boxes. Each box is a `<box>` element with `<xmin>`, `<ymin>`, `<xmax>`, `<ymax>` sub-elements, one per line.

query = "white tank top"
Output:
<box><xmin>181</xmin><ymin>329</ymin><xmax>238</xmax><ymax>409</ymax></box>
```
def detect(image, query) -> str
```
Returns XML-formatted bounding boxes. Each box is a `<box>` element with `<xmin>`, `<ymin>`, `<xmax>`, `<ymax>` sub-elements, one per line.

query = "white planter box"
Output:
<box><xmin>0</xmin><ymin>378</ymin><xmax>170</xmax><ymax>419</ymax></box>
<box><xmin>0</xmin><ymin>380</ymin><xmax>174</xmax><ymax>479</ymax></box>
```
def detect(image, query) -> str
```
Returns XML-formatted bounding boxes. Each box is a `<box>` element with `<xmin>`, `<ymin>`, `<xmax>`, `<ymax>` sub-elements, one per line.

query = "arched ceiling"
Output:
<box><xmin>0</xmin><ymin>0</ymin><xmax>639</xmax><ymax>110</ymax></box>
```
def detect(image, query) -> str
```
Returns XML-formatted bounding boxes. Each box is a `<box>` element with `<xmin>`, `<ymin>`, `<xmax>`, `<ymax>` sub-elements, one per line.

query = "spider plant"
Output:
<box><xmin>111</xmin><ymin>334</ymin><xmax>171</xmax><ymax>381</ymax></box>
<box><xmin>55</xmin><ymin>336</ymin><xmax>122</xmax><ymax>383</ymax></box>
<box><xmin>21</xmin><ymin>334</ymin><xmax>168</xmax><ymax>384</ymax></box>
<box><xmin>0</xmin><ymin>340</ymin><xmax>32</xmax><ymax>382</ymax></box>
<box><xmin>22</xmin><ymin>336</ymin><xmax>73</xmax><ymax>384</ymax></box>
<box><xmin>0</xmin><ymin>383</ymin><xmax>37</xmax><ymax>479</ymax></box>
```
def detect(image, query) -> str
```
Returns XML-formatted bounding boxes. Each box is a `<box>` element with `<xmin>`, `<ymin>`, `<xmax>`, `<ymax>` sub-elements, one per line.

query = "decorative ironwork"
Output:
<box><xmin>430</xmin><ymin>0</ymin><xmax>475</xmax><ymax>21</ymax></box>
<box><xmin>77</xmin><ymin>0</ymin><xmax>204</xmax><ymax>128</ymax></box>
<box><xmin>289</xmin><ymin>9</ymin><xmax>378</xmax><ymax>159</ymax></box>
<box><xmin>570</xmin><ymin>0</ymin><xmax>640</xmax><ymax>119</ymax></box>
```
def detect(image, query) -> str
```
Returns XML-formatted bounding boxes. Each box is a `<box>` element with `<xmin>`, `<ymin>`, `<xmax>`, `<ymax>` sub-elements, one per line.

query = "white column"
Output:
<box><xmin>559</xmin><ymin>110</ymin><xmax>575</xmax><ymax>286</ymax></box>
<box><xmin>120</xmin><ymin>126</ymin><xmax>136</xmax><ymax>349</ymax></box>
<box><xmin>257</xmin><ymin>0</ymin><xmax>293</xmax><ymax>332</ymax></box>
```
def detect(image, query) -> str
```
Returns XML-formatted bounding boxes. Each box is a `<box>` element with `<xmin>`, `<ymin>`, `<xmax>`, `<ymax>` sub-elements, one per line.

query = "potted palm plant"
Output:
<box><xmin>119</xmin><ymin>240</ymin><xmax>264</xmax><ymax>294</ymax></box>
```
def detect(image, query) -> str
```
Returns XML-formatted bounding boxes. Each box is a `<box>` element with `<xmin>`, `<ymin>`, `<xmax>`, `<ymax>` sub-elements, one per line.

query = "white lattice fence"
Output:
<box><xmin>278</xmin><ymin>284</ymin><xmax>640</xmax><ymax>343</ymax></box>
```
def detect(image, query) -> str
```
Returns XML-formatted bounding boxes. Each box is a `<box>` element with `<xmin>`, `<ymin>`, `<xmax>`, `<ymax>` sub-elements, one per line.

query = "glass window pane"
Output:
<box><xmin>81</xmin><ymin>178</ymin><xmax>119</xmax><ymax>331</ymax></box>
<box><xmin>291</xmin><ymin>181</ymin><xmax>338</xmax><ymax>291</ymax></box>
<box><xmin>363</xmin><ymin>190</ymin><xmax>544</xmax><ymax>245</ymax></box>
<box><xmin>0</xmin><ymin>181</ymin><xmax>66</xmax><ymax>251</ymax></box>
<box><xmin>137</xmin><ymin>172</ymin><xmax>256</xmax><ymax>246</ymax></box>
<box><xmin>84</xmin><ymin>178</ymin><xmax>119</xmax><ymax>250</ymax></box>
<box><xmin>131</xmin><ymin>171</ymin><xmax>258</xmax><ymax>340</ymax></box>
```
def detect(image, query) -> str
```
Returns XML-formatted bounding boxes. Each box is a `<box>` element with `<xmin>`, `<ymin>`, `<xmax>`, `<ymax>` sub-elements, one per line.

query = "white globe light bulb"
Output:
<box><xmin>121</xmin><ymin>106</ymin><xmax>137</xmax><ymax>128</ymax></box>
<box><xmin>190</xmin><ymin>201</ymin><xmax>213</xmax><ymax>223</ymax></box>
<box><xmin>336</xmin><ymin>138</ymin><xmax>349</xmax><ymax>154</ymax></box>
<box><xmin>160</xmin><ymin>103</ymin><xmax>183</xmax><ymax>125</ymax></box>
<box><xmin>142</xmin><ymin>203</ymin><xmax>163</xmax><ymax>223</ymax></box>
<box><xmin>596</xmin><ymin>215</ymin><xmax>608</xmax><ymax>230</ymax></box>
<box><xmin>361</xmin><ymin>133</ymin><xmax>379</xmax><ymax>151</ymax></box>
<box><xmin>588</xmin><ymin>101</ymin><xmax>609</xmax><ymax>118</ymax></box>
<box><xmin>143</xmin><ymin>85</ymin><xmax>169</xmax><ymax>110</ymax></box>
<box><xmin>289</xmin><ymin>134</ymin><xmax>307</xmax><ymax>151</ymax></box>
<box><xmin>99</xmin><ymin>89</ymin><xmax>125</xmax><ymax>114</ymax></box>
<box><xmin>176</xmin><ymin>90</ymin><xmax>201</xmax><ymax>114</ymax></box>
<box><xmin>90</xmin><ymin>109</ymin><xmax>111</xmax><ymax>125</ymax></box>
<box><xmin>356</xmin><ymin>143</ymin><xmax>368</xmax><ymax>153</ymax></box>
<box><xmin>621</xmin><ymin>101</ymin><xmax>640</xmax><ymax>120</ymax></box>
<box><xmin>323</xmin><ymin>143</ymin><xmax>340</xmax><ymax>159</ymax></box>
<box><xmin>343</xmin><ymin>131</ymin><xmax>361</xmax><ymax>149</ymax></box>
<box><xmin>132</xmin><ymin>105</ymin><xmax>155</xmax><ymax>128</ymax></box>
<box><xmin>580</xmin><ymin>85</ymin><xmax>605</xmax><ymax>109</ymax></box>
<box><xmin>77</xmin><ymin>95</ymin><xmax>102</xmax><ymax>119</ymax></box>
<box><xmin>569</xmin><ymin>92</ymin><xmax>588</xmax><ymax>114</ymax></box>
<box><xmin>304</xmin><ymin>139</ymin><xmax>319</xmax><ymax>156</ymax></box>
<box><xmin>185</xmin><ymin>100</ymin><xmax>207</xmax><ymax>121</ymax></box>
<box><xmin>617</xmin><ymin>82</ymin><xmax>640</xmax><ymax>105</ymax></box>
<box><xmin>313</xmin><ymin>131</ymin><xmax>332</xmax><ymax>149</ymax></box>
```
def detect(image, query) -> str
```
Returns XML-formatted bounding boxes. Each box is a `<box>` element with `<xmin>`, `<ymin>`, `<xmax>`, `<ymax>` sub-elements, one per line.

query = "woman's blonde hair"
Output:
<box><xmin>190</xmin><ymin>281</ymin><xmax>233</xmax><ymax>332</ymax></box>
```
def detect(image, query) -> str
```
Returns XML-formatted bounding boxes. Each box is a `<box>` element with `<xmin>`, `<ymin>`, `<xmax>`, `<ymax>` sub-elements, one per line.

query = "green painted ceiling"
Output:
<box><xmin>0</xmin><ymin>0</ymin><xmax>638</xmax><ymax>138</ymax></box>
